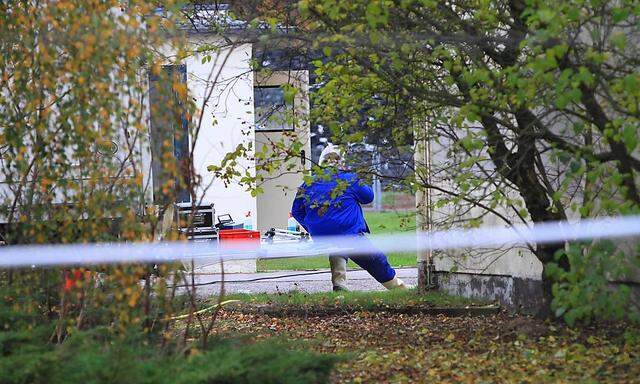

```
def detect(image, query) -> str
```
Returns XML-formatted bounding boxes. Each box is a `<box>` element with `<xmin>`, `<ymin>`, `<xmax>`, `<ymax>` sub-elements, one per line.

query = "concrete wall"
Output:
<box><xmin>418</xmin><ymin>118</ymin><xmax>640</xmax><ymax>309</ymax></box>
<box><xmin>425</xmin><ymin>130</ymin><xmax>543</xmax><ymax>281</ymax></box>
<box><xmin>434</xmin><ymin>271</ymin><xmax>544</xmax><ymax>313</ymax></box>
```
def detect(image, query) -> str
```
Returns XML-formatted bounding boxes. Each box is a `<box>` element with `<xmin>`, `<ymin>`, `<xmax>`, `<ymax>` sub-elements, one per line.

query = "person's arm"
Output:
<box><xmin>291</xmin><ymin>187</ymin><xmax>308</xmax><ymax>231</ymax></box>
<box><xmin>350</xmin><ymin>178</ymin><xmax>374</xmax><ymax>204</ymax></box>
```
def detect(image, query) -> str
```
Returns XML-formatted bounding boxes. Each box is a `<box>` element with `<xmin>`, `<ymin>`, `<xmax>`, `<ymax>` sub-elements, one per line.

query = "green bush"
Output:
<box><xmin>0</xmin><ymin>326</ymin><xmax>338</xmax><ymax>384</ymax></box>
<box><xmin>549</xmin><ymin>240</ymin><xmax>640</xmax><ymax>326</ymax></box>
<box><xmin>0</xmin><ymin>297</ymin><xmax>339</xmax><ymax>384</ymax></box>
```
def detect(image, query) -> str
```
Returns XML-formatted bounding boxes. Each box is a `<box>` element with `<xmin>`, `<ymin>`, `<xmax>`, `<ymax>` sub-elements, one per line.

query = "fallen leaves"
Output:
<box><xmin>213</xmin><ymin>309</ymin><xmax>640</xmax><ymax>383</ymax></box>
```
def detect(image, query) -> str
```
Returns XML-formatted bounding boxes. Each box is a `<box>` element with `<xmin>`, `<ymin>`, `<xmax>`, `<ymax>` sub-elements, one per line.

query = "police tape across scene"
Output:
<box><xmin>0</xmin><ymin>215</ymin><xmax>639</xmax><ymax>268</ymax></box>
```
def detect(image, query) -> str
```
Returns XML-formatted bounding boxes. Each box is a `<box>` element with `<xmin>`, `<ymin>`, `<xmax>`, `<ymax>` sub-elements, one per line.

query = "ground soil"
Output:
<box><xmin>215</xmin><ymin>308</ymin><xmax>640</xmax><ymax>383</ymax></box>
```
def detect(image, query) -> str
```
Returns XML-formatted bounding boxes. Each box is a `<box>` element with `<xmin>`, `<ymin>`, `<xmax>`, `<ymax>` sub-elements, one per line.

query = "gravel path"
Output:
<box><xmin>180</xmin><ymin>267</ymin><xmax>418</xmax><ymax>297</ymax></box>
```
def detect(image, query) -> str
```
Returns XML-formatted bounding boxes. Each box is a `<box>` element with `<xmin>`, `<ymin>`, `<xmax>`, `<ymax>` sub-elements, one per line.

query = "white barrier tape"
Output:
<box><xmin>0</xmin><ymin>215</ymin><xmax>638</xmax><ymax>268</ymax></box>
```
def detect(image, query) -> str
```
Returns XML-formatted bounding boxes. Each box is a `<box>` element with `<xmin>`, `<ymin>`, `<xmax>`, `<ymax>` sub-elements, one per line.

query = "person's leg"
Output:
<box><xmin>349</xmin><ymin>244</ymin><xmax>408</xmax><ymax>289</ymax></box>
<box><xmin>329</xmin><ymin>255</ymin><xmax>348</xmax><ymax>291</ymax></box>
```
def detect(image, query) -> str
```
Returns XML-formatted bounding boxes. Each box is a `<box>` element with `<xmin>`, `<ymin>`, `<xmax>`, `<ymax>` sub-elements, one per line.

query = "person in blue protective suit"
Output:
<box><xmin>291</xmin><ymin>144</ymin><xmax>407</xmax><ymax>291</ymax></box>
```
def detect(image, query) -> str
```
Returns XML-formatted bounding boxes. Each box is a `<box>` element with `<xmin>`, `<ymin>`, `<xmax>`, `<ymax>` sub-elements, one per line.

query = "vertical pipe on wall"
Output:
<box><xmin>415</xmin><ymin>119</ymin><xmax>436</xmax><ymax>291</ymax></box>
<box><xmin>373</xmin><ymin>151</ymin><xmax>382</xmax><ymax>212</ymax></box>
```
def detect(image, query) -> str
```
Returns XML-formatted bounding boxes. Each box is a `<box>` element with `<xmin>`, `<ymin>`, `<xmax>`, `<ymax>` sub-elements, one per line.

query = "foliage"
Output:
<box><xmin>0</xmin><ymin>301</ymin><xmax>338</xmax><ymax>384</ymax></box>
<box><xmin>0</xmin><ymin>0</ymin><xmax>227</xmax><ymax>349</ymax></box>
<box><xmin>0</xmin><ymin>3</ymin><xmax>336</xmax><ymax>382</ymax></box>
<box><xmin>296</xmin><ymin>0</ymin><xmax>640</xmax><ymax>317</ymax></box>
<box><xmin>0</xmin><ymin>0</ymin><xmax>191</xmax><ymax>244</ymax></box>
<box><xmin>549</xmin><ymin>240</ymin><xmax>640</xmax><ymax>325</ymax></box>
<box><xmin>0</xmin><ymin>334</ymin><xmax>336</xmax><ymax>384</ymax></box>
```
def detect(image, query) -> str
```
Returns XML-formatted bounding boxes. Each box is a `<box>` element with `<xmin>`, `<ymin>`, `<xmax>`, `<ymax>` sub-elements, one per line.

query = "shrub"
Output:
<box><xmin>549</xmin><ymin>240</ymin><xmax>640</xmax><ymax>325</ymax></box>
<box><xmin>0</xmin><ymin>301</ymin><xmax>339</xmax><ymax>384</ymax></box>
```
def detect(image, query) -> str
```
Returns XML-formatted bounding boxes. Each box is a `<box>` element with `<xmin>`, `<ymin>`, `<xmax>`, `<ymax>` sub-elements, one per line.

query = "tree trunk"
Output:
<box><xmin>537</xmin><ymin>243</ymin><xmax>567</xmax><ymax>319</ymax></box>
<box><xmin>516</xmin><ymin>166</ymin><xmax>569</xmax><ymax>319</ymax></box>
<box><xmin>481</xmin><ymin>111</ymin><xmax>570</xmax><ymax>318</ymax></box>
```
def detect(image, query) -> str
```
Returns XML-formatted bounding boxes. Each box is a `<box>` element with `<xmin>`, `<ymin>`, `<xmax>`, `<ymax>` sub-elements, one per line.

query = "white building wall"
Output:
<box><xmin>183</xmin><ymin>37</ymin><xmax>256</xmax><ymax>227</ymax></box>
<box><xmin>426</xmin><ymin>126</ymin><xmax>543</xmax><ymax>280</ymax></box>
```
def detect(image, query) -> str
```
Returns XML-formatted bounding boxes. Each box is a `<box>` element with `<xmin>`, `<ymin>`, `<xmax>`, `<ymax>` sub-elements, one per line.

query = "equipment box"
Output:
<box><xmin>176</xmin><ymin>203</ymin><xmax>217</xmax><ymax>240</ymax></box>
<box><xmin>219</xmin><ymin>229</ymin><xmax>261</xmax><ymax>242</ymax></box>
<box><xmin>216</xmin><ymin>214</ymin><xmax>243</xmax><ymax>230</ymax></box>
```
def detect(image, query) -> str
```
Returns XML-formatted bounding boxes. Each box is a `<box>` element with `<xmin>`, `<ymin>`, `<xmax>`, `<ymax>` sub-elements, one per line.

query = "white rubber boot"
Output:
<box><xmin>382</xmin><ymin>276</ymin><xmax>408</xmax><ymax>290</ymax></box>
<box><xmin>329</xmin><ymin>256</ymin><xmax>349</xmax><ymax>291</ymax></box>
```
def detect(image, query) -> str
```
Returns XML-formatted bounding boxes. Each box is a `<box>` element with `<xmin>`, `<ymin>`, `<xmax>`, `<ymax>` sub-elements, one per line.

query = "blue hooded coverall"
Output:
<box><xmin>291</xmin><ymin>171</ymin><xmax>396</xmax><ymax>283</ymax></box>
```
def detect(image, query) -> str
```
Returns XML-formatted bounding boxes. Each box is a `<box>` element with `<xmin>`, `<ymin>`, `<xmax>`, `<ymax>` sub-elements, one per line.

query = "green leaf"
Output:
<box><xmin>283</xmin><ymin>85</ymin><xmax>297</xmax><ymax>104</ymax></box>
<box><xmin>622</xmin><ymin>125</ymin><xmax>638</xmax><ymax>151</ymax></box>
<box><xmin>365</xmin><ymin>1</ymin><xmax>388</xmax><ymax>28</ymax></box>
<box><xmin>609</xmin><ymin>32</ymin><xmax>626</xmax><ymax>51</ymax></box>
<box><xmin>536</xmin><ymin>8</ymin><xmax>556</xmax><ymax>23</ymax></box>
<box><xmin>612</xmin><ymin>7</ymin><xmax>630</xmax><ymax>23</ymax></box>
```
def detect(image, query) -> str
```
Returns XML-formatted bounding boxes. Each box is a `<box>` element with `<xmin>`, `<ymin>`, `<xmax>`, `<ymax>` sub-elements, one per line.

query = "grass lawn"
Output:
<box><xmin>257</xmin><ymin>210</ymin><xmax>416</xmax><ymax>272</ymax></box>
<box><xmin>225</xmin><ymin>288</ymin><xmax>480</xmax><ymax>309</ymax></box>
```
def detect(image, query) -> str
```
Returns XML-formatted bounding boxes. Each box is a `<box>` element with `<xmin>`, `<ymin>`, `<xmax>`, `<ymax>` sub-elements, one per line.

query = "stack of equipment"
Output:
<box><xmin>177</xmin><ymin>202</ymin><xmax>218</xmax><ymax>241</ymax></box>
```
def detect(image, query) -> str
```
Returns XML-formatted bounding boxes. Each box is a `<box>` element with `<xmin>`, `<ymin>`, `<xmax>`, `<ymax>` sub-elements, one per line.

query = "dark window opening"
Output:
<box><xmin>254</xmin><ymin>85</ymin><xmax>294</xmax><ymax>132</ymax></box>
<box><xmin>148</xmin><ymin>64</ymin><xmax>191</xmax><ymax>204</ymax></box>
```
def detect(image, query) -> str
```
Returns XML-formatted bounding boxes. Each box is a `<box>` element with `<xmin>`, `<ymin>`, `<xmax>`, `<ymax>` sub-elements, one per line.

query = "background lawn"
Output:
<box><xmin>225</xmin><ymin>288</ymin><xmax>480</xmax><ymax>308</ymax></box>
<box><xmin>257</xmin><ymin>210</ymin><xmax>417</xmax><ymax>271</ymax></box>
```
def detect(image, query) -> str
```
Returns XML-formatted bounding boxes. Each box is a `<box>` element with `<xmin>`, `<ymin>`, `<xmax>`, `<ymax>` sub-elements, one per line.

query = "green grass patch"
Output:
<box><xmin>364</xmin><ymin>210</ymin><xmax>415</xmax><ymax>232</ymax></box>
<box><xmin>225</xmin><ymin>288</ymin><xmax>482</xmax><ymax>310</ymax></box>
<box><xmin>257</xmin><ymin>211</ymin><xmax>417</xmax><ymax>271</ymax></box>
